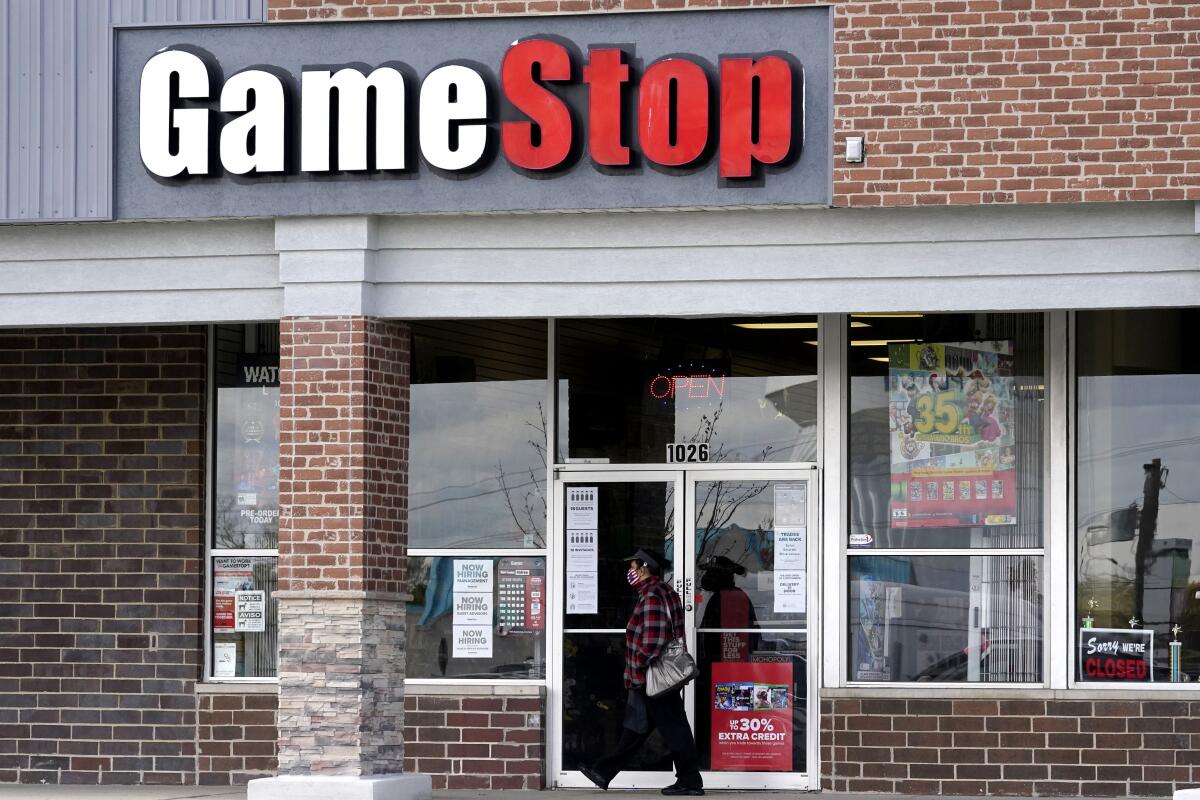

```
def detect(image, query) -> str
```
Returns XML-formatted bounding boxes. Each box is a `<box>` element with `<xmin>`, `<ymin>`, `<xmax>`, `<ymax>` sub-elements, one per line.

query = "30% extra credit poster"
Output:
<box><xmin>710</xmin><ymin>662</ymin><xmax>792</xmax><ymax>771</ymax></box>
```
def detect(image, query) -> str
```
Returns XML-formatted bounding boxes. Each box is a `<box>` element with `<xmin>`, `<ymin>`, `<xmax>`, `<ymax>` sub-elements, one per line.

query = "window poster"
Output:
<box><xmin>497</xmin><ymin>557</ymin><xmax>546</xmax><ymax>635</ymax></box>
<box><xmin>773</xmin><ymin>484</ymin><xmax>807</xmax><ymax>613</ymax></box>
<box><xmin>213</xmin><ymin>557</ymin><xmax>256</xmax><ymax>631</ymax></box>
<box><xmin>452</xmin><ymin>559</ymin><xmax>494</xmax><ymax>658</ymax></box>
<box><xmin>888</xmin><ymin>341</ymin><xmax>1017</xmax><ymax>529</ymax></box>
<box><xmin>1079</xmin><ymin>628</ymin><xmax>1154</xmax><ymax>682</ymax></box>
<box><xmin>566</xmin><ymin>486</ymin><xmax>598</xmax><ymax>615</ymax></box>
<box><xmin>566</xmin><ymin>486</ymin><xmax>598</xmax><ymax>530</ymax></box>
<box><xmin>453</xmin><ymin>625</ymin><xmax>493</xmax><ymax>659</ymax></box>
<box><xmin>711</xmin><ymin>661</ymin><xmax>793</xmax><ymax>772</ymax></box>
<box><xmin>773</xmin><ymin>571</ymin><xmax>806</xmax><ymax>614</ymax></box>
<box><xmin>234</xmin><ymin>591</ymin><xmax>266</xmax><ymax>632</ymax></box>
<box><xmin>213</xmin><ymin>640</ymin><xmax>239</xmax><ymax>677</ymax></box>
<box><xmin>453</xmin><ymin>591</ymin><xmax>493</xmax><ymax>626</ymax></box>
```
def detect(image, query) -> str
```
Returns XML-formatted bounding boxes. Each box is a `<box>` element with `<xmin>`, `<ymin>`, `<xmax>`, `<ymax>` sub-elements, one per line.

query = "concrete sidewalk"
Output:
<box><xmin>0</xmin><ymin>789</ymin><xmax>789</xmax><ymax>800</ymax></box>
<box><xmin>0</xmin><ymin>788</ymin><xmax>1102</xmax><ymax>800</ymax></box>
<box><xmin>0</xmin><ymin>788</ymin><xmax>797</xmax><ymax>800</ymax></box>
<box><xmin>0</xmin><ymin>790</ymin><xmax>1117</xmax><ymax>800</ymax></box>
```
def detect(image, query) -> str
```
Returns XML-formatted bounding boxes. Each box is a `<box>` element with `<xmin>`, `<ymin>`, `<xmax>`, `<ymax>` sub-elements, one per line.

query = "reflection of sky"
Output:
<box><xmin>676</xmin><ymin>376</ymin><xmax>818</xmax><ymax>462</ymax></box>
<box><xmin>214</xmin><ymin>387</ymin><xmax>280</xmax><ymax>549</ymax></box>
<box><xmin>850</xmin><ymin>375</ymin><xmax>887</xmax><ymax>414</ymax></box>
<box><xmin>1078</xmin><ymin>375</ymin><xmax>1200</xmax><ymax>583</ymax></box>
<box><xmin>409</xmin><ymin>380</ymin><xmax>547</xmax><ymax>549</ymax></box>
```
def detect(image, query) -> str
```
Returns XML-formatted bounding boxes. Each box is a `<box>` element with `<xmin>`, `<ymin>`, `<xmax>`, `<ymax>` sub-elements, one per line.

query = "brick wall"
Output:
<box><xmin>197</xmin><ymin>692</ymin><xmax>278</xmax><ymax>785</ymax></box>
<box><xmin>403</xmin><ymin>692</ymin><xmax>545</xmax><ymax>790</ymax></box>
<box><xmin>277</xmin><ymin>317</ymin><xmax>410</xmax><ymax>595</ymax></box>
<box><xmin>822</xmin><ymin>696</ymin><xmax>1200</xmax><ymax>797</ymax></box>
<box><xmin>0</xmin><ymin>327</ymin><xmax>206</xmax><ymax>785</ymax></box>
<box><xmin>265</xmin><ymin>0</ymin><xmax>1200</xmax><ymax>207</ymax></box>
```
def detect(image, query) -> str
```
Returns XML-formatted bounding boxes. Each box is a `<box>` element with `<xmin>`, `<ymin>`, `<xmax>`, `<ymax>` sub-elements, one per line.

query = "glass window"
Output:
<box><xmin>1076</xmin><ymin>309</ymin><xmax>1200</xmax><ymax>683</ymax></box>
<box><xmin>849</xmin><ymin>555</ymin><xmax>1042</xmax><ymax>682</ymax></box>
<box><xmin>213</xmin><ymin>337</ymin><xmax>280</xmax><ymax>550</ymax></box>
<box><xmin>210</xmin><ymin>323</ymin><xmax>280</xmax><ymax>679</ymax></box>
<box><xmin>557</xmin><ymin>317</ymin><xmax>819</xmax><ymax>464</ymax></box>
<box><xmin>406</xmin><ymin>555</ymin><xmax>546</xmax><ymax>680</ymax></box>
<box><xmin>846</xmin><ymin>313</ymin><xmax>1045</xmax><ymax>683</ymax></box>
<box><xmin>212</xmin><ymin>555</ymin><xmax>278</xmax><ymax>678</ymax></box>
<box><xmin>694</xmin><ymin>478</ymin><xmax>809</xmax><ymax>630</ymax></box>
<box><xmin>848</xmin><ymin>313</ymin><xmax>1044</xmax><ymax>549</ymax></box>
<box><xmin>409</xmin><ymin>321</ymin><xmax>548</xmax><ymax>549</ymax></box>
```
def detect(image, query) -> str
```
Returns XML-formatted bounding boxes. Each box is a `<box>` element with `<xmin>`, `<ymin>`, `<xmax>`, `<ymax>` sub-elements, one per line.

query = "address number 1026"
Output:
<box><xmin>666</xmin><ymin>443</ymin><xmax>710</xmax><ymax>463</ymax></box>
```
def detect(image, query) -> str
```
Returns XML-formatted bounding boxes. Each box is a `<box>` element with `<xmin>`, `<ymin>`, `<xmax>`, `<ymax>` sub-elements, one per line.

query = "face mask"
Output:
<box><xmin>626</xmin><ymin>568</ymin><xmax>642</xmax><ymax>586</ymax></box>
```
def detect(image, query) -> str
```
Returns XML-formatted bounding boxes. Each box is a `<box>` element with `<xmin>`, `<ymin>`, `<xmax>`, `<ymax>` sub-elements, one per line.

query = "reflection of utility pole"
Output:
<box><xmin>1132</xmin><ymin>458</ymin><xmax>1165</xmax><ymax>624</ymax></box>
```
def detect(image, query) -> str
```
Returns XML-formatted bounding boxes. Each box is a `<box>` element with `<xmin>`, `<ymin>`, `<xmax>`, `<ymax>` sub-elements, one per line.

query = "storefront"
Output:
<box><xmin>1</xmin><ymin>0</ymin><xmax>1199</xmax><ymax>796</ymax></box>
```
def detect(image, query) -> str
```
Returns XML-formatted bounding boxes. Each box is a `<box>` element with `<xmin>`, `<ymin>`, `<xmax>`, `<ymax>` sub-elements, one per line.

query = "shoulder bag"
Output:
<box><xmin>646</xmin><ymin>585</ymin><xmax>700</xmax><ymax>697</ymax></box>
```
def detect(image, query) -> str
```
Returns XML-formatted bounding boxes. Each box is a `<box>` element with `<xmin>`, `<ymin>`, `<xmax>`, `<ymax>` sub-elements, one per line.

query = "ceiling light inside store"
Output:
<box><xmin>734</xmin><ymin>321</ymin><xmax>870</xmax><ymax>330</ymax></box>
<box><xmin>851</xmin><ymin>313</ymin><xmax>924</xmax><ymax>318</ymax></box>
<box><xmin>734</xmin><ymin>321</ymin><xmax>819</xmax><ymax>329</ymax></box>
<box><xmin>849</xmin><ymin>339</ymin><xmax>916</xmax><ymax>347</ymax></box>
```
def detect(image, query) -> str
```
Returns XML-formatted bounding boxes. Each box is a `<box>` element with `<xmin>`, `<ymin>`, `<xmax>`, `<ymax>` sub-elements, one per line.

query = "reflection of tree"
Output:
<box><xmin>214</xmin><ymin>495</ymin><xmax>244</xmax><ymax>549</ymax></box>
<box><xmin>665</xmin><ymin>401</ymin><xmax>772</xmax><ymax>553</ymax></box>
<box><xmin>496</xmin><ymin>402</ymin><xmax>549</xmax><ymax>548</ymax></box>
<box><xmin>695</xmin><ymin>481</ymin><xmax>770</xmax><ymax>558</ymax></box>
<box><xmin>214</xmin><ymin>493</ymin><xmax>280</xmax><ymax>549</ymax></box>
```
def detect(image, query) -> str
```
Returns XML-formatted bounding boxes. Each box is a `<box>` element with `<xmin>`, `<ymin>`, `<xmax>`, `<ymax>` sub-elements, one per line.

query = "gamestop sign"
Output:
<box><xmin>113</xmin><ymin>9</ymin><xmax>831</xmax><ymax>219</ymax></box>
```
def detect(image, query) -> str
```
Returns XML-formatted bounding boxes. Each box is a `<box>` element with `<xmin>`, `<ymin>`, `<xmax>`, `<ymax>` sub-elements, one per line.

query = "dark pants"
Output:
<box><xmin>593</xmin><ymin>688</ymin><xmax>703</xmax><ymax>788</ymax></box>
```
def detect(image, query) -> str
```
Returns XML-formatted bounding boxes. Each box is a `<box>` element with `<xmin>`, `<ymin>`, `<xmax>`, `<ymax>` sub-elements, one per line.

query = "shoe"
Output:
<box><xmin>581</xmin><ymin>765</ymin><xmax>610</xmax><ymax>791</ymax></box>
<box><xmin>661</xmin><ymin>783</ymin><xmax>705</xmax><ymax>796</ymax></box>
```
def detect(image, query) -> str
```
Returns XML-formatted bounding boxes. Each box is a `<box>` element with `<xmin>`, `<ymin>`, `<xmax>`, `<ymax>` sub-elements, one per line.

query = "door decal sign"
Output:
<box><xmin>711</xmin><ymin>661</ymin><xmax>793</xmax><ymax>771</ymax></box>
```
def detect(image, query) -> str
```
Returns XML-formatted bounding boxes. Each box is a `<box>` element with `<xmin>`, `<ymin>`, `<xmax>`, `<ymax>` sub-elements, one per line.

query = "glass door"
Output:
<box><xmin>688</xmin><ymin>468</ymin><xmax>818</xmax><ymax>790</ymax></box>
<box><xmin>553</xmin><ymin>471</ymin><xmax>689</xmax><ymax>789</ymax></box>
<box><xmin>551</xmin><ymin>467</ymin><xmax>817</xmax><ymax>791</ymax></box>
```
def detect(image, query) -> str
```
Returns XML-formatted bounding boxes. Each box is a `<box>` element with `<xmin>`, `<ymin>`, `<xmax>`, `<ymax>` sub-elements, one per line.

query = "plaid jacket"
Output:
<box><xmin>624</xmin><ymin>576</ymin><xmax>686</xmax><ymax>688</ymax></box>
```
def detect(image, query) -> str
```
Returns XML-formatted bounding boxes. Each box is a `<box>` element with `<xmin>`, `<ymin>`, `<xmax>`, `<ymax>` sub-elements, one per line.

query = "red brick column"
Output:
<box><xmin>262</xmin><ymin>316</ymin><xmax>423</xmax><ymax>791</ymax></box>
<box><xmin>276</xmin><ymin>317</ymin><xmax>409</xmax><ymax>597</ymax></box>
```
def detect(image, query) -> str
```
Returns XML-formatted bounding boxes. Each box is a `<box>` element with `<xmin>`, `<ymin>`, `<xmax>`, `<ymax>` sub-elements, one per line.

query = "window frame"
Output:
<box><xmin>404</xmin><ymin>319</ymin><xmax>556</xmax><ymax>686</ymax></box>
<box><xmin>838</xmin><ymin>312</ymin><xmax>1056</xmax><ymax>689</ymax></box>
<box><xmin>404</xmin><ymin>548</ymin><xmax>550</xmax><ymax>686</ymax></box>
<box><xmin>1066</xmin><ymin>308</ymin><xmax>1199</xmax><ymax>690</ymax></box>
<box><xmin>203</xmin><ymin>324</ymin><xmax>281</xmax><ymax>684</ymax></box>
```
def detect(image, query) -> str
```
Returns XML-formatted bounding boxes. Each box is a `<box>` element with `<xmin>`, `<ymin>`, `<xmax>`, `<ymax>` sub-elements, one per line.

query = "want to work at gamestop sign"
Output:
<box><xmin>114</xmin><ymin>9</ymin><xmax>831</xmax><ymax>219</ymax></box>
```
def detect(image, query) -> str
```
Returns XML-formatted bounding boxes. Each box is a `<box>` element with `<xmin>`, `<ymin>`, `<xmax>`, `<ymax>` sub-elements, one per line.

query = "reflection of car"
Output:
<box><xmin>912</xmin><ymin>637</ymin><xmax>1041</xmax><ymax>682</ymax></box>
<box><xmin>454</xmin><ymin>660</ymin><xmax>544</xmax><ymax>680</ymax></box>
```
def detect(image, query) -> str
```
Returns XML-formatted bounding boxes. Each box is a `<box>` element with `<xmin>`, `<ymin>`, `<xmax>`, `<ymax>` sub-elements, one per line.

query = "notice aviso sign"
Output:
<box><xmin>114</xmin><ymin>10</ymin><xmax>831</xmax><ymax>218</ymax></box>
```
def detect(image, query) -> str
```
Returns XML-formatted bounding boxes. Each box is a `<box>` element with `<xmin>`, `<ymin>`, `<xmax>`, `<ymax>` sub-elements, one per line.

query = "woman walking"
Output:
<box><xmin>582</xmin><ymin>548</ymin><xmax>705</xmax><ymax>796</ymax></box>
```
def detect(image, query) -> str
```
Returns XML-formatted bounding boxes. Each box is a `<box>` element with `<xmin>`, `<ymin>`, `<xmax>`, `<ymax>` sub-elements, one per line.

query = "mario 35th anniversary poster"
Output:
<box><xmin>888</xmin><ymin>341</ymin><xmax>1017</xmax><ymax>529</ymax></box>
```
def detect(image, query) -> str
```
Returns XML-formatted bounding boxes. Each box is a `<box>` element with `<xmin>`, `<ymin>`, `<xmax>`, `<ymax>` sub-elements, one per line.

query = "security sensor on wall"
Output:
<box><xmin>845</xmin><ymin>136</ymin><xmax>865</xmax><ymax>163</ymax></box>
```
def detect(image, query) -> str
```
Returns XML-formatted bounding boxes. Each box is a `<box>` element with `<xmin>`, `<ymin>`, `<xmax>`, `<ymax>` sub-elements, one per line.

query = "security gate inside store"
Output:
<box><xmin>550</xmin><ymin>467</ymin><xmax>819</xmax><ymax>790</ymax></box>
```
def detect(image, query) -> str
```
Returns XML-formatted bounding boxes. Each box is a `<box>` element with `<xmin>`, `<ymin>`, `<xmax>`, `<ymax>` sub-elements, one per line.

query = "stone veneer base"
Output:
<box><xmin>247</xmin><ymin>774</ymin><xmax>432</xmax><ymax>800</ymax></box>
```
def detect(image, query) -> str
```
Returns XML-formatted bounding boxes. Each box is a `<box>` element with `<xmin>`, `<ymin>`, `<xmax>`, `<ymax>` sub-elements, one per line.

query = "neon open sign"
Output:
<box><xmin>648</xmin><ymin>374</ymin><xmax>727</xmax><ymax>401</ymax></box>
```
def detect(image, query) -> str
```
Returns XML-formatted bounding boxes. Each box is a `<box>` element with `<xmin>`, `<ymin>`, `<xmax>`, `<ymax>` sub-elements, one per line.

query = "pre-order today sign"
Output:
<box><xmin>113</xmin><ymin>8</ymin><xmax>831</xmax><ymax>220</ymax></box>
